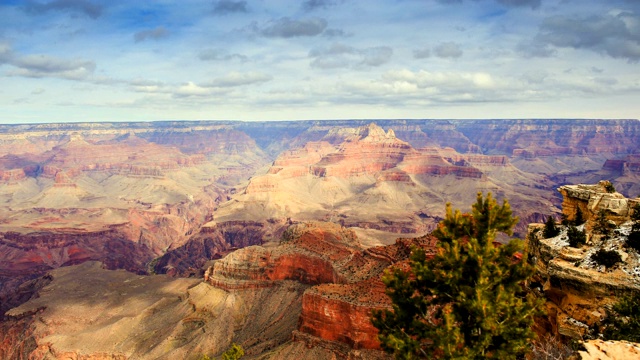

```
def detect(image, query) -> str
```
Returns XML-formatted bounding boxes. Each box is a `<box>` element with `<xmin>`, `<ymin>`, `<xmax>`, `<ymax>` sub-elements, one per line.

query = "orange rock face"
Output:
<box><xmin>205</xmin><ymin>222</ymin><xmax>438</xmax><ymax>351</ymax></box>
<box><xmin>299</xmin><ymin>279</ymin><xmax>389</xmax><ymax>350</ymax></box>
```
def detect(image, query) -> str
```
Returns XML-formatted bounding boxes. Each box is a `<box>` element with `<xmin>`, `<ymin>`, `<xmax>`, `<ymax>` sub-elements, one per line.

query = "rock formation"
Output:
<box><xmin>2</xmin><ymin>119</ymin><xmax>640</xmax><ymax>358</ymax></box>
<box><xmin>0</xmin><ymin>222</ymin><xmax>437</xmax><ymax>359</ymax></box>
<box><xmin>214</xmin><ymin>123</ymin><xmax>556</xmax><ymax>244</ymax></box>
<box><xmin>527</xmin><ymin>182</ymin><xmax>640</xmax><ymax>339</ymax></box>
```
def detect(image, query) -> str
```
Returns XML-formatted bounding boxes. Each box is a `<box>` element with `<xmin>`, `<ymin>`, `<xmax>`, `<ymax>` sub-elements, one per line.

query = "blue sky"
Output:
<box><xmin>0</xmin><ymin>0</ymin><xmax>638</xmax><ymax>123</ymax></box>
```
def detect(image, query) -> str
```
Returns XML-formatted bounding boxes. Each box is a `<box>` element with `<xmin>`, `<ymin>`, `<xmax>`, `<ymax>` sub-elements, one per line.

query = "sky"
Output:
<box><xmin>0</xmin><ymin>0</ymin><xmax>638</xmax><ymax>123</ymax></box>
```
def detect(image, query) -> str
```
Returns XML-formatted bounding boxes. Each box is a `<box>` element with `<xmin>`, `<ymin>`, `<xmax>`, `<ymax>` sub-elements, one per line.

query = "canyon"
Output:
<box><xmin>1</xmin><ymin>119</ymin><xmax>640</xmax><ymax>358</ymax></box>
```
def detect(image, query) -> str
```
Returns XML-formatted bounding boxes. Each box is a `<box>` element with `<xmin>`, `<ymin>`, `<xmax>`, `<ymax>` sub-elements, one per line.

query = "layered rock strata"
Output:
<box><xmin>1</xmin><ymin>223</ymin><xmax>436</xmax><ymax>359</ymax></box>
<box><xmin>205</xmin><ymin>222</ymin><xmax>438</xmax><ymax>354</ymax></box>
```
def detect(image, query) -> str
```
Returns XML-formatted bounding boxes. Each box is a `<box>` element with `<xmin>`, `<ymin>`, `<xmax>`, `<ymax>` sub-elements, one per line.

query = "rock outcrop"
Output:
<box><xmin>527</xmin><ymin>182</ymin><xmax>640</xmax><ymax>339</ymax></box>
<box><xmin>558</xmin><ymin>181</ymin><xmax>637</xmax><ymax>229</ymax></box>
<box><xmin>205</xmin><ymin>222</ymin><xmax>438</xmax><ymax>354</ymax></box>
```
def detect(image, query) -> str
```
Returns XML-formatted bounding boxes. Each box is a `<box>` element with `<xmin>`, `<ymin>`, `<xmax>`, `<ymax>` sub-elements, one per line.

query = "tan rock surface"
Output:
<box><xmin>575</xmin><ymin>340</ymin><xmax>640</xmax><ymax>360</ymax></box>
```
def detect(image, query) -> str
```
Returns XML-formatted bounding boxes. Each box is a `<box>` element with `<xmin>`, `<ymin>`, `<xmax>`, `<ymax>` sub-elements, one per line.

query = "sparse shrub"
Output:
<box><xmin>632</xmin><ymin>203</ymin><xmax>640</xmax><ymax>222</ymax></box>
<box><xmin>281</xmin><ymin>225</ymin><xmax>302</xmax><ymax>242</ymax></box>
<box><xmin>599</xmin><ymin>292</ymin><xmax>640</xmax><ymax>342</ymax></box>
<box><xmin>591</xmin><ymin>249</ymin><xmax>622</xmax><ymax>268</ymax></box>
<box><xmin>529</xmin><ymin>335</ymin><xmax>576</xmax><ymax>360</ymax></box>
<box><xmin>567</xmin><ymin>226</ymin><xmax>586</xmax><ymax>247</ymax></box>
<box><xmin>627</xmin><ymin>232</ymin><xmax>640</xmax><ymax>251</ymax></box>
<box><xmin>222</xmin><ymin>343</ymin><xmax>244</xmax><ymax>360</ymax></box>
<box><xmin>574</xmin><ymin>207</ymin><xmax>584</xmax><ymax>226</ymax></box>
<box><xmin>626</xmin><ymin>206</ymin><xmax>640</xmax><ymax>251</ymax></box>
<box><xmin>543</xmin><ymin>216</ymin><xmax>560</xmax><ymax>239</ymax></box>
<box><xmin>199</xmin><ymin>343</ymin><xmax>245</xmax><ymax>360</ymax></box>
<box><xmin>561</xmin><ymin>213</ymin><xmax>569</xmax><ymax>226</ymax></box>
<box><xmin>593</xmin><ymin>210</ymin><xmax>614</xmax><ymax>236</ymax></box>
<box><xmin>604</xmin><ymin>181</ymin><xmax>616</xmax><ymax>193</ymax></box>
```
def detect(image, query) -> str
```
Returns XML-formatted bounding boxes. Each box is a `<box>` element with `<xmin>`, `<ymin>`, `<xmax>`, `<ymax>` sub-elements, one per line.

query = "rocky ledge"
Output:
<box><xmin>527</xmin><ymin>181</ymin><xmax>640</xmax><ymax>339</ymax></box>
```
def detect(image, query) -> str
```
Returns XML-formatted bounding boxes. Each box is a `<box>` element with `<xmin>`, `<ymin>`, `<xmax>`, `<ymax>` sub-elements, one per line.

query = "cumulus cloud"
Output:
<box><xmin>434</xmin><ymin>42</ymin><xmax>463</xmax><ymax>58</ymax></box>
<box><xmin>322</xmin><ymin>28</ymin><xmax>349</xmax><ymax>38</ymax></box>
<box><xmin>213</xmin><ymin>0</ymin><xmax>247</xmax><ymax>15</ymax></box>
<box><xmin>0</xmin><ymin>43</ymin><xmax>95</xmax><ymax>80</ymax></box>
<box><xmin>10</xmin><ymin>54</ymin><xmax>95</xmax><ymax>80</ymax></box>
<box><xmin>24</xmin><ymin>0</ymin><xmax>103</xmax><ymax>19</ymax></box>
<box><xmin>134</xmin><ymin>27</ymin><xmax>169</xmax><ymax>43</ymax></box>
<box><xmin>516</xmin><ymin>40</ymin><xmax>556</xmax><ymax>58</ymax></box>
<box><xmin>383</xmin><ymin>69</ymin><xmax>495</xmax><ymax>89</ymax></box>
<box><xmin>309</xmin><ymin>43</ymin><xmax>393</xmax><ymax>69</ymax></box>
<box><xmin>523</xmin><ymin>11</ymin><xmax>640</xmax><ymax>62</ymax></box>
<box><xmin>361</xmin><ymin>47</ymin><xmax>393</xmax><ymax>66</ymax></box>
<box><xmin>413</xmin><ymin>47</ymin><xmax>431</xmax><ymax>59</ymax></box>
<box><xmin>259</xmin><ymin>17</ymin><xmax>328</xmax><ymax>38</ymax></box>
<box><xmin>203</xmin><ymin>71</ymin><xmax>272</xmax><ymax>87</ymax></box>
<box><xmin>174</xmin><ymin>82</ymin><xmax>212</xmax><ymax>98</ymax></box>
<box><xmin>129</xmin><ymin>79</ymin><xmax>167</xmax><ymax>93</ymax></box>
<box><xmin>198</xmin><ymin>49</ymin><xmax>248</xmax><ymax>62</ymax></box>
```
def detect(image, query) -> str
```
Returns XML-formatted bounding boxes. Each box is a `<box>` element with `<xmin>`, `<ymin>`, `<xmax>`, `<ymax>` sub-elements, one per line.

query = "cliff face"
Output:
<box><xmin>0</xmin><ymin>224</ymin><xmax>436</xmax><ymax>359</ymax></box>
<box><xmin>204</xmin><ymin>222</ymin><xmax>437</xmax><ymax>354</ymax></box>
<box><xmin>456</xmin><ymin>120</ymin><xmax>640</xmax><ymax>157</ymax></box>
<box><xmin>527</xmin><ymin>182</ymin><xmax>640</xmax><ymax>339</ymax></box>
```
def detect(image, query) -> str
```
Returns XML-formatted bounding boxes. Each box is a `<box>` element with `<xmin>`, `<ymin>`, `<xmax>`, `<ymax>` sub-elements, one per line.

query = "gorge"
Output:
<box><xmin>1</xmin><ymin>119</ymin><xmax>640</xmax><ymax>358</ymax></box>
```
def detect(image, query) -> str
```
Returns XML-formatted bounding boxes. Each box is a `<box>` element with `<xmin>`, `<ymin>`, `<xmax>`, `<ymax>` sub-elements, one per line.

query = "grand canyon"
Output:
<box><xmin>1</xmin><ymin>119</ymin><xmax>640</xmax><ymax>359</ymax></box>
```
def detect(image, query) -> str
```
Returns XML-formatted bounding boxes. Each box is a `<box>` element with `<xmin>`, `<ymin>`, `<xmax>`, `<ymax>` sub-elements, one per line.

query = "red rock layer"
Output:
<box><xmin>205</xmin><ymin>223</ymin><xmax>438</xmax><ymax>351</ymax></box>
<box><xmin>0</xmin><ymin>168</ymin><xmax>26</xmax><ymax>183</ymax></box>
<box><xmin>299</xmin><ymin>278</ymin><xmax>389</xmax><ymax>350</ymax></box>
<box><xmin>295</xmin><ymin>235</ymin><xmax>438</xmax><ymax>350</ymax></box>
<box><xmin>255</xmin><ymin>124</ymin><xmax>489</xmax><ymax>185</ymax></box>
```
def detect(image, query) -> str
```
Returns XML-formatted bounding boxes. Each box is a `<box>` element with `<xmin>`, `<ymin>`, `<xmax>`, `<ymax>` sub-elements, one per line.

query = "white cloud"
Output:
<box><xmin>203</xmin><ymin>71</ymin><xmax>272</xmax><ymax>87</ymax></box>
<box><xmin>309</xmin><ymin>43</ymin><xmax>393</xmax><ymax>69</ymax></box>
<box><xmin>433</xmin><ymin>42</ymin><xmax>463</xmax><ymax>59</ymax></box>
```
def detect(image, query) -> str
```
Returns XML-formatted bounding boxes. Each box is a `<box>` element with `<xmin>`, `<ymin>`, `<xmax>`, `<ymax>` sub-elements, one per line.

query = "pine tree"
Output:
<box><xmin>567</xmin><ymin>225</ymin><xmax>586</xmax><ymax>248</ymax></box>
<box><xmin>543</xmin><ymin>216</ymin><xmax>560</xmax><ymax>238</ymax></box>
<box><xmin>593</xmin><ymin>210</ymin><xmax>614</xmax><ymax>237</ymax></box>
<box><xmin>372</xmin><ymin>193</ymin><xmax>543</xmax><ymax>359</ymax></box>
<box><xmin>626</xmin><ymin>204</ymin><xmax>640</xmax><ymax>251</ymax></box>
<box><xmin>600</xmin><ymin>292</ymin><xmax>640</xmax><ymax>342</ymax></box>
<box><xmin>574</xmin><ymin>207</ymin><xmax>584</xmax><ymax>226</ymax></box>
